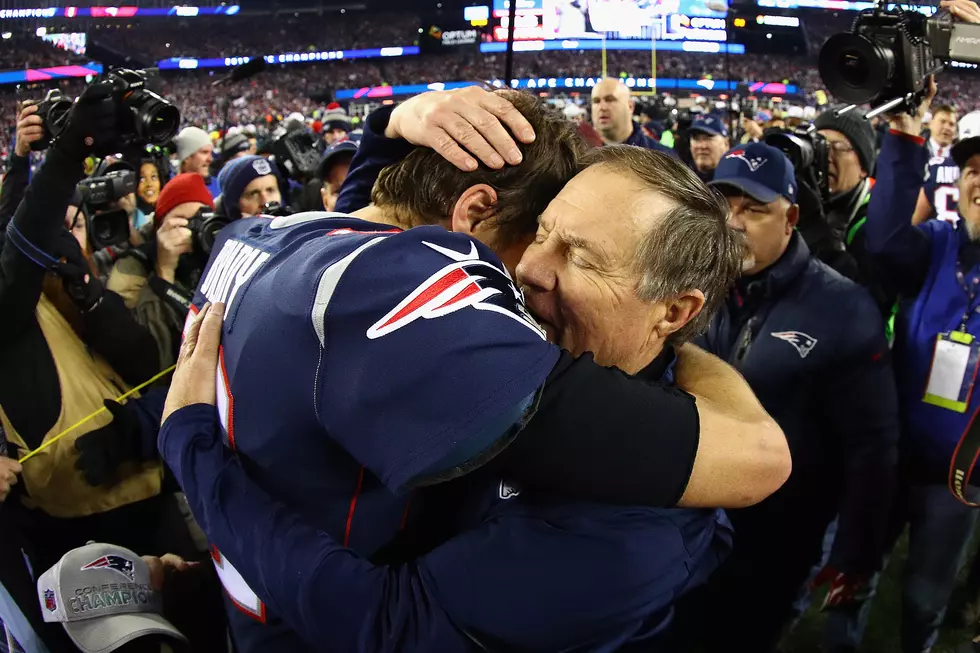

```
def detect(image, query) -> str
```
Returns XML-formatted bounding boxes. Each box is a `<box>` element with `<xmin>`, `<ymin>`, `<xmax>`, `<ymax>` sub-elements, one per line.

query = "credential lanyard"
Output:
<box><xmin>955</xmin><ymin>259</ymin><xmax>980</xmax><ymax>330</ymax></box>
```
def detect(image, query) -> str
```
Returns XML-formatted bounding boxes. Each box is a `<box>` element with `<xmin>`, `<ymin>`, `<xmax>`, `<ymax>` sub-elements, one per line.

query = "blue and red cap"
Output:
<box><xmin>710</xmin><ymin>142</ymin><xmax>798</xmax><ymax>204</ymax></box>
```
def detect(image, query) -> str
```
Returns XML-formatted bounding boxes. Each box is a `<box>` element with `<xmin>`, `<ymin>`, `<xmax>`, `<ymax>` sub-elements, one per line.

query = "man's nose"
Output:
<box><xmin>516</xmin><ymin>245</ymin><xmax>558</xmax><ymax>294</ymax></box>
<box><xmin>727</xmin><ymin>210</ymin><xmax>746</xmax><ymax>231</ymax></box>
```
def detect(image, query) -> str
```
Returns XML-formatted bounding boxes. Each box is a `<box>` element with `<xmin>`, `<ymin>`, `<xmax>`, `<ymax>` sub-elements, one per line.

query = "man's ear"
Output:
<box><xmin>786</xmin><ymin>202</ymin><xmax>800</xmax><ymax>232</ymax></box>
<box><xmin>655</xmin><ymin>290</ymin><xmax>706</xmax><ymax>340</ymax></box>
<box><xmin>320</xmin><ymin>186</ymin><xmax>329</xmax><ymax>211</ymax></box>
<box><xmin>451</xmin><ymin>184</ymin><xmax>499</xmax><ymax>237</ymax></box>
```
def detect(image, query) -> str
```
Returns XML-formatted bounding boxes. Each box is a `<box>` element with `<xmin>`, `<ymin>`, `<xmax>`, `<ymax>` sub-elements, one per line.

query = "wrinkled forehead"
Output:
<box><xmin>544</xmin><ymin>165</ymin><xmax>671</xmax><ymax>241</ymax></box>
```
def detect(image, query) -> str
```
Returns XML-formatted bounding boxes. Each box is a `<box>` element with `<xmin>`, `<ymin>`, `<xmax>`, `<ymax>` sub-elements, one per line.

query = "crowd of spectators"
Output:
<box><xmin>2</xmin><ymin>6</ymin><xmax>980</xmax><ymax>156</ymax></box>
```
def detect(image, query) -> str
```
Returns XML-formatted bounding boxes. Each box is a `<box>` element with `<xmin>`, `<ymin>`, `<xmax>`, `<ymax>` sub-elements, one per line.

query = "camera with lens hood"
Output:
<box><xmin>765</xmin><ymin>126</ymin><xmax>831</xmax><ymax>203</ymax></box>
<box><xmin>819</xmin><ymin>2</ymin><xmax>980</xmax><ymax>113</ymax></box>
<box><xmin>32</xmin><ymin>68</ymin><xmax>180</xmax><ymax>153</ymax></box>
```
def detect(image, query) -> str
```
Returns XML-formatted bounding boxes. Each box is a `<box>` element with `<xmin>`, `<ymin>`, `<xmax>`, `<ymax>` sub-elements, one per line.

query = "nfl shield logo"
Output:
<box><xmin>44</xmin><ymin>588</ymin><xmax>56</xmax><ymax>612</ymax></box>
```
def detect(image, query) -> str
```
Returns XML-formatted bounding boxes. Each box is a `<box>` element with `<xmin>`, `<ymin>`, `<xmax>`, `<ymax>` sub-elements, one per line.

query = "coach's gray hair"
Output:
<box><xmin>581</xmin><ymin>145</ymin><xmax>745</xmax><ymax>343</ymax></box>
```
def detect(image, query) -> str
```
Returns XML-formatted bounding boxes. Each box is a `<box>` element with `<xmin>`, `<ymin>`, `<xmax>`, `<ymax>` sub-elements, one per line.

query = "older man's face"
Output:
<box><xmin>516</xmin><ymin>166</ymin><xmax>673</xmax><ymax>375</ymax></box>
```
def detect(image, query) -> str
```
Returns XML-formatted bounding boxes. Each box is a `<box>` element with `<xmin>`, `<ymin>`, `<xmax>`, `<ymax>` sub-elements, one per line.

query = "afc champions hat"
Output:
<box><xmin>709</xmin><ymin>142</ymin><xmax>798</xmax><ymax>204</ymax></box>
<box><xmin>38</xmin><ymin>543</ymin><xmax>187</xmax><ymax>653</ymax></box>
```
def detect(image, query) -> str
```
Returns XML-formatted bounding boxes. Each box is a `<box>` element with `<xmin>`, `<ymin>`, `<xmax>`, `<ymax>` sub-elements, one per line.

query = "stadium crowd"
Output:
<box><xmin>8</xmin><ymin>0</ymin><xmax>980</xmax><ymax>652</ymax></box>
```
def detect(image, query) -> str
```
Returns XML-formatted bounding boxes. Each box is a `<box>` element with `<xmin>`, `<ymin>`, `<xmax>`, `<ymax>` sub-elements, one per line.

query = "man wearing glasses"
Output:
<box><xmin>808</xmin><ymin>108</ymin><xmax>897</xmax><ymax>318</ymax></box>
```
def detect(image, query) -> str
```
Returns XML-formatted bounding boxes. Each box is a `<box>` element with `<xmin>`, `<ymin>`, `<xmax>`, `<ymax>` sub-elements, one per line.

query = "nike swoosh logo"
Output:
<box><xmin>424</xmin><ymin>240</ymin><xmax>479</xmax><ymax>262</ymax></box>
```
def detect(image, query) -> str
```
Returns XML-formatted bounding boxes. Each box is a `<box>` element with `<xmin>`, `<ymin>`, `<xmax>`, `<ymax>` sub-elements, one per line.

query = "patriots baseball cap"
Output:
<box><xmin>38</xmin><ymin>543</ymin><xmax>186</xmax><ymax>653</ymax></box>
<box><xmin>710</xmin><ymin>142</ymin><xmax>798</xmax><ymax>204</ymax></box>
<box><xmin>317</xmin><ymin>136</ymin><xmax>360</xmax><ymax>181</ymax></box>
<box><xmin>690</xmin><ymin>114</ymin><xmax>729</xmax><ymax>138</ymax></box>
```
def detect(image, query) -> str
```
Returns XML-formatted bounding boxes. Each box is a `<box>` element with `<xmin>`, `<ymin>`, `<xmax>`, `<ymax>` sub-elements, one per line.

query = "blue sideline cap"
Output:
<box><xmin>690</xmin><ymin>114</ymin><xmax>729</xmax><ymax>138</ymax></box>
<box><xmin>317</xmin><ymin>137</ymin><xmax>360</xmax><ymax>181</ymax></box>
<box><xmin>710</xmin><ymin>142</ymin><xmax>798</xmax><ymax>204</ymax></box>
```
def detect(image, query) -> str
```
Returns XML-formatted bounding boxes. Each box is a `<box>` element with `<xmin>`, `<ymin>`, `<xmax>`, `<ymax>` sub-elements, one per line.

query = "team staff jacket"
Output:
<box><xmin>866</xmin><ymin>130</ymin><xmax>980</xmax><ymax>479</ymax></box>
<box><xmin>697</xmin><ymin>232</ymin><xmax>899</xmax><ymax>574</ymax></box>
<box><xmin>625</xmin><ymin>122</ymin><xmax>677</xmax><ymax>157</ymax></box>
<box><xmin>159</xmin><ymin>347</ymin><xmax>732</xmax><ymax>652</ymax></box>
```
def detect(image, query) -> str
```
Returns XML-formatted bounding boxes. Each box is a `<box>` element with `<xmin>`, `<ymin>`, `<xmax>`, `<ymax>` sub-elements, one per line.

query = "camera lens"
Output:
<box><xmin>819</xmin><ymin>33</ymin><xmax>894</xmax><ymax>105</ymax></box>
<box><xmin>124</xmin><ymin>89</ymin><xmax>180</xmax><ymax>145</ymax></box>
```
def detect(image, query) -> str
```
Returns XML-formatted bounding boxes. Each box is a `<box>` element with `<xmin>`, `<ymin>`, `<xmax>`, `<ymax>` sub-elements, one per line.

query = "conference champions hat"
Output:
<box><xmin>38</xmin><ymin>543</ymin><xmax>186</xmax><ymax>653</ymax></box>
<box><xmin>709</xmin><ymin>142</ymin><xmax>798</xmax><ymax>204</ymax></box>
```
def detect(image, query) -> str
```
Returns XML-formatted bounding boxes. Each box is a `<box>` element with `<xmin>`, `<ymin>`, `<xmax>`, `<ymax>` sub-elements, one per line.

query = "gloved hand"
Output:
<box><xmin>50</xmin><ymin>79</ymin><xmax>118</xmax><ymax>161</ymax></box>
<box><xmin>75</xmin><ymin>399</ymin><xmax>156</xmax><ymax>487</ymax></box>
<box><xmin>810</xmin><ymin>566</ymin><xmax>871</xmax><ymax>610</ymax></box>
<box><xmin>51</xmin><ymin>230</ymin><xmax>103</xmax><ymax>312</ymax></box>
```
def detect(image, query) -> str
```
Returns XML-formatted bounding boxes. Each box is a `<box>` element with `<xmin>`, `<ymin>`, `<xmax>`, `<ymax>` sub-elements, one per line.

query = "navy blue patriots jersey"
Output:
<box><xmin>186</xmin><ymin>211</ymin><xmax>558</xmax><ymax>652</ymax></box>
<box><xmin>923</xmin><ymin>155</ymin><xmax>960</xmax><ymax>225</ymax></box>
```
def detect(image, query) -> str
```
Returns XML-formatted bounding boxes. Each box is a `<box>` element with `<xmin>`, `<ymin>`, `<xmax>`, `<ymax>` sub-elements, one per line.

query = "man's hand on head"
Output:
<box><xmin>162</xmin><ymin>301</ymin><xmax>224</xmax><ymax>426</ymax></box>
<box><xmin>942</xmin><ymin>0</ymin><xmax>980</xmax><ymax>22</ymax></box>
<box><xmin>385</xmin><ymin>86</ymin><xmax>536</xmax><ymax>172</ymax></box>
<box><xmin>14</xmin><ymin>102</ymin><xmax>43</xmax><ymax>158</ymax></box>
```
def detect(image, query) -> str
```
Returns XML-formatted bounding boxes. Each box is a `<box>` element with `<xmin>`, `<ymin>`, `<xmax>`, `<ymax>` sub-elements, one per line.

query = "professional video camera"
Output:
<box><xmin>31</xmin><ymin>68</ymin><xmax>180</xmax><ymax>153</ymax></box>
<box><xmin>272</xmin><ymin>129</ymin><xmax>324</xmax><ymax>182</ymax></box>
<box><xmin>818</xmin><ymin>0</ymin><xmax>980</xmax><ymax>114</ymax></box>
<box><xmin>73</xmin><ymin>168</ymin><xmax>137</xmax><ymax>250</ymax></box>
<box><xmin>765</xmin><ymin>126</ymin><xmax>831</xmax><ymax>203</ymax></box>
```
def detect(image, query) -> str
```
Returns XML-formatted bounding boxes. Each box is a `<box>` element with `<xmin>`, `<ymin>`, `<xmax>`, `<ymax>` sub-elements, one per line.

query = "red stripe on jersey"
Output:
<box><xmin>378</xmin><ymin>268</ymin><xmax>469</xmax><ymax>330</ymax></box>
<box><xmin>435</xmin><ymin>281</ymin><xmax>481</xmax><ymax>311</ymax></box>
<box><xmin>219</xmin><ymin>346</ymin><xmax>236</xmax><ymax>451</ymax></box>
<box><xmin>343</xmin><ymin>466</ymin><xmax>366</xmax><ymax>548</ymax></box>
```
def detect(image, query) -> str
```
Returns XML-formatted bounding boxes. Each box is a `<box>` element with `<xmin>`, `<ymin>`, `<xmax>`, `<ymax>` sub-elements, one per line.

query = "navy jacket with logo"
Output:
<box><xmin>697</xmin><ymin>232</ymin><xmax>899</xmax><ymax>573</ymax></box>
<box><xmin>160</xmin><ymin>348</ymin><xmax>732</xmax><ymax>652</ymax></box>
<box><xmin>625</xmin><ymin>122</ymin><xmax>677</xmax><ymax>157</ymax></box>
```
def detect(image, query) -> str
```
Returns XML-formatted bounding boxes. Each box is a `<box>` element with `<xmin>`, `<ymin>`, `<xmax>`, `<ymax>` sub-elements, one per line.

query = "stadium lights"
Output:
<box><xmin>1</xmin><ymin>32</ymin><xmax>10</xmax><ymax>39</ymax></box>
<box><xmin>35</xmin><ymin>26</ymin><xmax>46</xmax><ymax>36</ymax></box>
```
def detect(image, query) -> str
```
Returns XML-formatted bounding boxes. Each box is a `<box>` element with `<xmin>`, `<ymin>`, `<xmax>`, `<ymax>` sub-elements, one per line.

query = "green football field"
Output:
<box><xmin>780</xmin><ymin>533</ymin><xmax>978</xmax><ymax>653</ymax></box>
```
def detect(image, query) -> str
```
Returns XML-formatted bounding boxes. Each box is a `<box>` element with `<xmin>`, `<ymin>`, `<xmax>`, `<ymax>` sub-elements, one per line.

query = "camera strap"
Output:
<box><xmin>844</xmin><ymin>179</ymin><xmax>872</xmax><ymax>246</ymax></box>
<box><xmin>950</xmin><ymin>405</ymin><xmax>980</xmax><ymax>507</ymax></box>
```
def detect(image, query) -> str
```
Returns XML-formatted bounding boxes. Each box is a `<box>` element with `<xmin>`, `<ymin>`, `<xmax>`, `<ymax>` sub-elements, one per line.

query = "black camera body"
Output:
<box><xmin>77</xmin><ymin>169</ymin><xmax>136</xmax><ymax>208</ymax></box>
<box><xmin>765</xmin><ymin>127</ymin><xmax>831</xmax><ymax>204</ymax></box>
<box><xmin>70</xmin><ymin>169</ymin><xmax>138</xmax><ymax>251</ymax></box>
<box><xmin>819</xmin><ymin>8</ymin><xmax>938</xmax><ymax>109</ymax></box>
<box><xmin>32</xmin><ymin>68</ymin><xmax>180</xmax><ymax>153</ymax></box>
<box><xmin>186</xmin><ymin>207</ymin><xmax>230</xmax><ymax>256</ymax></box>
<box><xmin>272</xmin><ymin>129</ymin><xmax>324</xmax><ymax>182</ymax></box>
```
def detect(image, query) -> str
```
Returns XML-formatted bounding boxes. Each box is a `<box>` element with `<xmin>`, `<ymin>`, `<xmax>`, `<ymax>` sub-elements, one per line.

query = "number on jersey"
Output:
<box><xmin>935</xmin><ymin>187</ymin><xmax>960</xmax><ymax>225</ymax></box>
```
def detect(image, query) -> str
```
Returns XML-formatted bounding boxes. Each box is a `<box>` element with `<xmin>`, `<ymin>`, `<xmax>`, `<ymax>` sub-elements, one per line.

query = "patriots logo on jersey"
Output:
<box><xmin>367</xmin><ymin>240</ymin><xmax>546</xmax><ymax>340</ymax></box>
<box><xmin>81</xmin><ymin>555</ymin><xmax>135</xmax><ymax>581</ymax></box>
<box><xmin>771</xmin><ymin>331</ymin><xmax>818</xmax><ymax>358</ymax></box>
<box><xmin>726</xmin><ymin>149</ymin><xmax>767</xmax><ymax>172</ymax></box>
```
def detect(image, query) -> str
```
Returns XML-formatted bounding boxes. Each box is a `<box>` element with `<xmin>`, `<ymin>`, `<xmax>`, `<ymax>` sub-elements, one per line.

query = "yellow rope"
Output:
<box><xmin>18</xmin><ymin>364</ymin><xmax>177</xmax><ymax>464</ymax></box>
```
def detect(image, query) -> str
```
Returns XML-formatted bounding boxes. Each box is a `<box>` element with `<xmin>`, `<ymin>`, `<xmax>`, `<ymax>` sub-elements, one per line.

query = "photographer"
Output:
<box><xmin>217</xmin><ymin>154</ymin><xmax>283</xmax><ymax>219</ymax></box>
<box><xmin>857</xmin><ymin>76</ymin><xmax>980</xmax><ymax>653</ymax></box>
<box><xmin>0</xmin><ymin>79</ymin><xmax>196</xmax><ymax>652</ymax></box>
<box><xmin>107</xmin><ymin>173</ymin><xmax>215</xmax><ymax>370</ymax></box>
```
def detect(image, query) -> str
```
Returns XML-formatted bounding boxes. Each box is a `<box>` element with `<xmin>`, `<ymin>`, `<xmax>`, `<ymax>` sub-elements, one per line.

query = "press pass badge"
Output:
<box><xmin>924</xmin><ymin>331</ymin><xmax>980</xmax><ymax>413</ymax></box>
